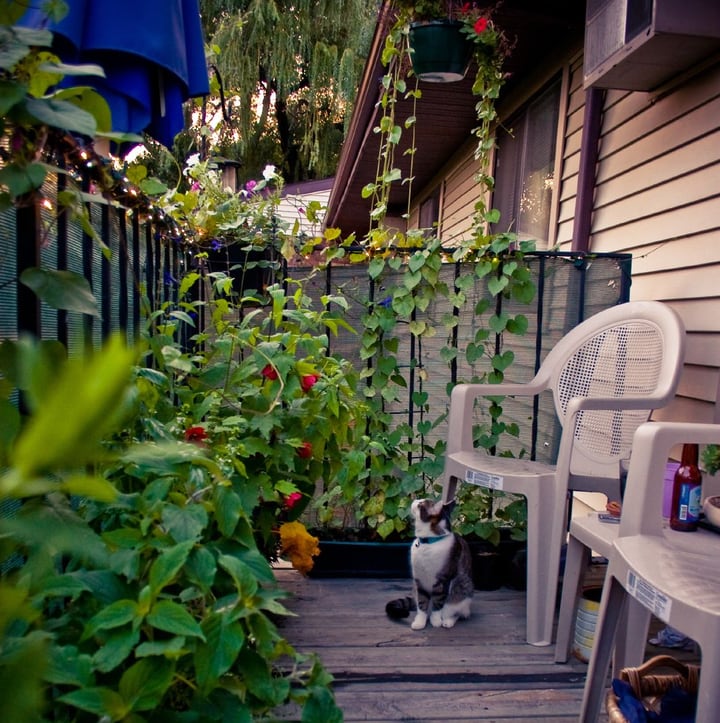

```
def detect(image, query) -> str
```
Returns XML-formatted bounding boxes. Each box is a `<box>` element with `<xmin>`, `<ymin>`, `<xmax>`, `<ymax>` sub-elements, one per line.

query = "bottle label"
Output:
<box><xmin>676</xmin><ymin>483</ymin><xmax>702</xmax><ymax>522</ymax></box>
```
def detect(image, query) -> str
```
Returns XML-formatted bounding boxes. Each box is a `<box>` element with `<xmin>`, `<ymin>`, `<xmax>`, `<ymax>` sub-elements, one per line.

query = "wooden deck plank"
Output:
<box><xmin>273</xmin><ymin>567</ymin><xmax>606</xmax><ymax>721</ymax></box>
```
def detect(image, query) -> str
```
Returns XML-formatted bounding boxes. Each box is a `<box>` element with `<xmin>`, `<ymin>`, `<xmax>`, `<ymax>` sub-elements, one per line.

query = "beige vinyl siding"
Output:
<box><xmin>585</xmin><ymin>61</ymin><xmax>720</xmax><ymax>424</ymax></box>
<box><xmin>437</xmin><ymin>141</ymin><xmax>481</xmax><ymax>246</ymax></box>
<box><xmin>555</xmin><ymin>53</ymin><xmax>586</xmax><ymax>249</ymax></box>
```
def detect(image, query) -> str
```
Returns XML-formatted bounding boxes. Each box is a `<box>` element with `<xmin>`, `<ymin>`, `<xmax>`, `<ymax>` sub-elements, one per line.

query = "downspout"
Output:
<box><xmin>571</xmin><ymin>87</ymin><xmax>605</xmax><ymax>252</ymax></box>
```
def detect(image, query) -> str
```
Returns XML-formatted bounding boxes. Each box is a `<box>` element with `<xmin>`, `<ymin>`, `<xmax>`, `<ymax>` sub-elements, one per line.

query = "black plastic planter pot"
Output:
<box><xmin>307</xmin><ymin>538</ymin><xmax>527</xmax><ymax>588</ymax></box>
<box><xmin>408</xmin><ymin>19</ymin><xmax>473</xmax><ymax>83</ymax></box>
<box><xmin>308</xmin><ymin>540</ymin><xmax>412</xmax><ymax>578</ymax></box>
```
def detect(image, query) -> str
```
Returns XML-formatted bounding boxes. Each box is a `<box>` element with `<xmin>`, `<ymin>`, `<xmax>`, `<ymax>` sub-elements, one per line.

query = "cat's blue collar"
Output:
<box><xmin>414</xmin><ymin>534</ymin><xmax>449</xmax><ymax>546</ymax></box>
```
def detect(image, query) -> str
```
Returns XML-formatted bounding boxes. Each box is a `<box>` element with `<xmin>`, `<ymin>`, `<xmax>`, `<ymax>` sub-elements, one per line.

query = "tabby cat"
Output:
<box><xmin>386</xmin><ymin>498</ymin><xmax>474</xmax><ymax>629</ymax></box>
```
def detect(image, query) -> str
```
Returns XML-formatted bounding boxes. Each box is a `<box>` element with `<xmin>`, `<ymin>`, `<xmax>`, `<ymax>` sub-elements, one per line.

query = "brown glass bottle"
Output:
<box><xmin>669</xmin><ymin>443</ymin><xmax>702</xmax><ymax>531</ymax></box>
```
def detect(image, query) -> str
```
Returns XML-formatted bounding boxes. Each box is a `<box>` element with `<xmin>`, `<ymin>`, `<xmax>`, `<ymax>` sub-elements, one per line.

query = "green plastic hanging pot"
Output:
<box><xmin>408</xmin><ymin>19</ymin><xmax>473</xmax><ymax>83</ymax></box>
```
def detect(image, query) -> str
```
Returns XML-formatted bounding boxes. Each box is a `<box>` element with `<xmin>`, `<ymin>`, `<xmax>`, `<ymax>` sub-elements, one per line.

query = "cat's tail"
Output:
<box><xmin>385</xmin><ymin>596</ymin><xmax>416</xmax><ymax>620</ymax></box>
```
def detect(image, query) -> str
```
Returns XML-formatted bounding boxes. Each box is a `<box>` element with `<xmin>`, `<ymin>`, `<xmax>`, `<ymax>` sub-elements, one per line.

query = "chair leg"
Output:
<box><xmin>692</xmin><ymin>642</ymin><xmax>718</xmax><ymax>722</ymax></box>
<box><xmin>441</xmin><ymin>474</ymin><xmax>458</xmax><ymax>505</ymax></box>
<box><xmin>525</xmin><ymin>486</ymin><xmax>564</xmax><ymax>646</ymax></box>
<box><xmin>579</xmin><ymin>574</ymin><xmax>626</xmax><ymax>723</ymax></box>
<box><xmin>554</xmin><ymin>533</ymin><xmax>590</xmax><ymax>663</ymax></box>
<box><xmin>612</xmin><ymin>596</ymin><xmax>651</xmax><ymax>675</ymax></box>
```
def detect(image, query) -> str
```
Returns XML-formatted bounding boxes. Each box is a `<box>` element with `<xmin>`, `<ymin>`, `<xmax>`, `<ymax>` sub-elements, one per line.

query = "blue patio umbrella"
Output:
<box><xmin>19</xmin><ymin>0</ymin><xmax>209</xmax><ymax>148</ymax></box>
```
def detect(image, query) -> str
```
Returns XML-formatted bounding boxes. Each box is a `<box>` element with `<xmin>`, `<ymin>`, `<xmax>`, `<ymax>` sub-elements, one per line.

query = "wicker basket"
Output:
<box><xmin>605</xmin><ymin>655</ymin><xmax>699</xmax><ymax>722</ymax></box>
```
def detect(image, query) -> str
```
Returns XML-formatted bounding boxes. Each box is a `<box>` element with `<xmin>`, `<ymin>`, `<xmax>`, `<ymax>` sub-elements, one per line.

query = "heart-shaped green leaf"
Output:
<box><xmin>487</xmin><ymin>275</ymin><xmax>509</xmax><ymax>296</ymax></box>
<box><xmin>488</xmin><ymin>313</ymin><xmax>509</xmax><ymax>333</ymax></box>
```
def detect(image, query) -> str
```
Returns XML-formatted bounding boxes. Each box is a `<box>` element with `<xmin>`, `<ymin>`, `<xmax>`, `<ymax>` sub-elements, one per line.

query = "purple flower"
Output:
<box><xmin>378</xmin><ymin>296</ymin><xmax>392</xmax><ymax>308</ymax></box>
<box><xmin>245</xmin><ymin>179</ymin><xmax>257</xmax><ymax>194</ymax></box>
<box><xmin>163</xmin><ymin>271</ymin><xmax>178</xmax><ymax>286</ymax></box>
<box><xmin>210</xmin><ymin>239</ymin><xmax>222</xmax><ymax>252</ymax></box>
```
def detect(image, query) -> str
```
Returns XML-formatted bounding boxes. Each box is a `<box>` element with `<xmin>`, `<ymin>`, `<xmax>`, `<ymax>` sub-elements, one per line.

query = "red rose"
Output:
<box><xmin>184</xmin><ymin>426</ymin><xmax>208</xmax><ymax>444</ymax></box>
<box><xmin>474</xmin><ymin>17</ymin><xmax>488</xmax><ymax>34</ymax></box>
<box><xmin>300</xmin><ymin>373</ymin><xmax>319</xmax><ymax>392</ymax></box>
<box><xmin>284</xmin><ymin>492</ymin><xmax>303</xmax><ymax>509</ymax></box>
<box><xmin>297</xmin><ymin>442</ymin><xmax>313</xmax><ymax>459</ymax></box>
<box><xmin>261</xmin><ymin>364</ymin><xmax>279</xmax><ymax>380</ymax></box>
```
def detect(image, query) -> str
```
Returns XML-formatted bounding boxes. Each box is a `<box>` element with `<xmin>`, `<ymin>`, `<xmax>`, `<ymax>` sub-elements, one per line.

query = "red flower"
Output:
<box><xmin>474</xmin><ymin>17</ymin><xmax>488</xmax><ymax>34</ymax></box>
<box><xmin>184</xmin><ymin>426</ymin><xmax>208</xmax><ymax>444</ymax></box>
<box><xmin>297</xmin><ymin>442</ymin><xmax>313</xmax><ymax>459</ymax></box>
<box><xmin>300</xmin><ymin>373</ymin><xmax>319</xmax><ymax>392</ymax></box>
<box><xmin>261</xmin><ymin>364</ymin><xmax>279</xmax><ymax>381</ymax></box>
<box><xmin>462</xmin><ymin>2</ymin><xmax>471</xmax><ymax>11</ymax></box>
<box><xmin>284</xmin><ymin>492</ymin><xmax>303</xmax><ymax>509</ymax></box>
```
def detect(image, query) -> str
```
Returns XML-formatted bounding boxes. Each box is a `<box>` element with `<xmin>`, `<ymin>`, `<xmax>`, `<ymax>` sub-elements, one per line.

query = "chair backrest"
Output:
<box><xmin>540</xmin><ymin>301</ymin><xmax>685</xmax><ymax>485</ymax></box>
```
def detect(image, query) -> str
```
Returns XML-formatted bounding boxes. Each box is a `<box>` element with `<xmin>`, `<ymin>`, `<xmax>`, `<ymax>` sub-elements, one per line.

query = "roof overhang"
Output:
<box><xmin>325</xmin><ymin>0</ymin><xmax>586</xmax><ymax>239</ymax></box>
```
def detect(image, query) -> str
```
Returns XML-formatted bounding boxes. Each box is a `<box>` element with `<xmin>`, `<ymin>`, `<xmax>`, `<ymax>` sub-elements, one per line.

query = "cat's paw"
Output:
<box><xmin>410</xmin><ymin>612</ymin><xmax>427</xmax><ymax>630</ymax></box>
<box><xmin>441</xmin><ymin>616</ymin><xmax>458</xmax><ymax>628</ymax></box>
<box><xmin>429</xmin><ymin>611</ymin><xmax>443</xmax><ymax>628</ymax></box>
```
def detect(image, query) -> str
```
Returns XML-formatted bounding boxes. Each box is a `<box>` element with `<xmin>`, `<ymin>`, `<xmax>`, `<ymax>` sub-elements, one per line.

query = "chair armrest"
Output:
<box><xmin>565</xmin><ymin>396</ymin><xmax>663</xmax><ymax>415</ymax></box>
<box><xmin>447</xmin><ymin>379</ymin><xmax>549</xmax><ymax>454</ymax></box>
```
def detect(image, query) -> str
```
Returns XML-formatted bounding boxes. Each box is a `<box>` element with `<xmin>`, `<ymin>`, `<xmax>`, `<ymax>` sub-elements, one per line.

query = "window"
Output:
<box><xmin>492</xmin><ymin>80</ymin><xmax>561</xmax><ymax>249</ymax></box>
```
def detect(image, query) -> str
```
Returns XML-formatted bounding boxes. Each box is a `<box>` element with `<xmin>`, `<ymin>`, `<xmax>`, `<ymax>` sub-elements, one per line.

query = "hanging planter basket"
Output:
<box><xmin>408</xmin><ymin>19</ymin><xmax>474</xmax><ymax>82</ymax></box>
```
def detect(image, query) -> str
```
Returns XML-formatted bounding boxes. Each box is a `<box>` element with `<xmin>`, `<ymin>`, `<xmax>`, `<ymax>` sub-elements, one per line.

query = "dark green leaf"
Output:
<box><xmin>0</xmin><ymin>80</ymin><xmax>26</xmax><ymax>115</ymax></box>
<box><xmin>83</xmin><ymin>600</ymin><xmax>138</xmax><ymax>639</ymax></box>
<box><xmin>58</xmin><ymin>688</ymin><xmax>126</xmax><ymax>718</ymax></box>
<box><xmin>20</xmin><ymin>267</ymin><xmax>99</xmax><ymax>316</ymax></box>
<box><xmin>92</xmin><ymin>627</ymin><xmax>140</xmax><ymax>673</ymax></box>
<box><xmin>147</xmin><ymin>600</ymin><xmax>205</xmax><ymax>639</ymax></box>
<box><xmin>118</xmin><ymin>658</ymin><xmax>175</xmax><ymax>712</ymax></box>
<box><xmin>25</xmin><ymin>96</ymin><xmax>97</xmax><ymax>136</ymax></box>
<box><xmin>149</xmin><ymin>539</ymin><xmax>194</xmax><ymax>593</ymax></box>
<box><xmin>0</xmin><ymin>162</ymin><xmax>46</xmax><ymax>196</ymax></box>
<box><xmin>161</xmin><ymin>504</ymin><xmax>208</xmax><ymax>543</ymax></box>
<box><xmin>195</xmin><ymin>614</ymin><xmax>246</xmax><ymax>691</ymax></box>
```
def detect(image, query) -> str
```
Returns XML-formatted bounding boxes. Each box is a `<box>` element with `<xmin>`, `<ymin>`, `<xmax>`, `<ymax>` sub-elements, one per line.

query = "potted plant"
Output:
<box><xmin>392</xmin><ymin>1</ymin><xmax>509</xmax><ymax>82</ymax></box>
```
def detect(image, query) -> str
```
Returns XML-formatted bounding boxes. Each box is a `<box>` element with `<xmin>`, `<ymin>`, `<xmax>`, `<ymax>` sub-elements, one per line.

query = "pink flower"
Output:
<box><xmin>300</xmin><ymin>374</ymin><xmax>319</xmax><ymax>392</ymax></box>
<box><xmin>245</xmin><ymin>179</ymin><xmax>257</xmax><ymax>193</ymax></box>
<box><xmin>184</xmin><ymin>426</ymin><xmax>208</xmax><ymax>444</ymax></box>
<box><xmin>284</xmin><ymin>492</ymin><xmax>303</xmax><ymax>509</ymax></box>
<box><xmin>191</xmin><ymin>181</ymin><xmax>201</xmax><ymax>191</ymax></box>
<box><xmin>474</xmin><ymin>17</ymin><xmax>488</xmax><ymax>34</ymax></box>
<box><xmin>261</xmin><ymin>364</ymin><xmax>279</xmax><ymax>381</ymax></box>
<box><xmin>297</xmin><ymin>442</ymin><xmax>313</xmax><ymax>459</ymax></box>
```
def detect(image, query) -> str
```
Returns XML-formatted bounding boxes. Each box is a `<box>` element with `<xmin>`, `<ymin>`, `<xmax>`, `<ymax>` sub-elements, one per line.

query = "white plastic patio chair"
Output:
<box><xmin>580</xmin><ymin>422</ymin><xmax>720</xmax><ymax>722</ymax></box>
<box><xmin>441</xmin><ymin>301</ymin><xmax>686</xmax><ymax>646</ymax></box>
<box><xmin>553</xmin><ymin>505</ymin><xmax>651</xmax><ymax>665</ymax></box>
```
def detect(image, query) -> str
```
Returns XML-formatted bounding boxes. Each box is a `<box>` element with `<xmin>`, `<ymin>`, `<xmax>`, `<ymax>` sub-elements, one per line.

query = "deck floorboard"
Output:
<box><xmin>273</xmin><ymin>568</ymin><xmax>610</xmax><ymax>722</ymax></box>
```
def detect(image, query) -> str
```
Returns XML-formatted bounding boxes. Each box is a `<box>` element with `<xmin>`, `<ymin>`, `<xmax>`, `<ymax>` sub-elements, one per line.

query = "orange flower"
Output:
<box><xmin>279</xmin><ymin>521</ymin><xmax>320</xmax><ymax>575</ymax></box>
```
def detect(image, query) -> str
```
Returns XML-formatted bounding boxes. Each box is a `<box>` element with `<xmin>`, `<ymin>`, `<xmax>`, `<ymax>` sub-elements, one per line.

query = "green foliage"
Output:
<box><xmin>179</xmin><ymin>0</ymin><xmax>378</xmax><ymax>182</ymax></box>
<box><xmin>0</xmin><ymin>295</ymin><xmax>350</xmax><ymax>720</ymax></box>
<box><xmin>323</xmin><ymin>0</ymin><xmax>534</xmax><ymax>543</ymax></box>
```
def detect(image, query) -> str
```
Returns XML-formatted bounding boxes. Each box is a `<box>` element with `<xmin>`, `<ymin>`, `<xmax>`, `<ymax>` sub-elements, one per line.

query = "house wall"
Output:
<box><xmin>564</xmin><ymin>57</ymin><xmax>720</xmax><ymax>426</ymax></box>
<box><xmin>433</xmin><ymin>48</ymin><xmax>720</xmax><ymax>428</ymax></box>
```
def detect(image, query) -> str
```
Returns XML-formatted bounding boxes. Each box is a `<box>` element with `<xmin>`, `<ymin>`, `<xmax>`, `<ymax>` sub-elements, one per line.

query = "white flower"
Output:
<box><xmin>262</xmin><ymin>164</ymin><xmax>277</xmax><ymax>181</ymax></box>
<box><xmin>185</xmin><ymin>153</ymin><xmax>201</xmax><ymax>170</ymax></box>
